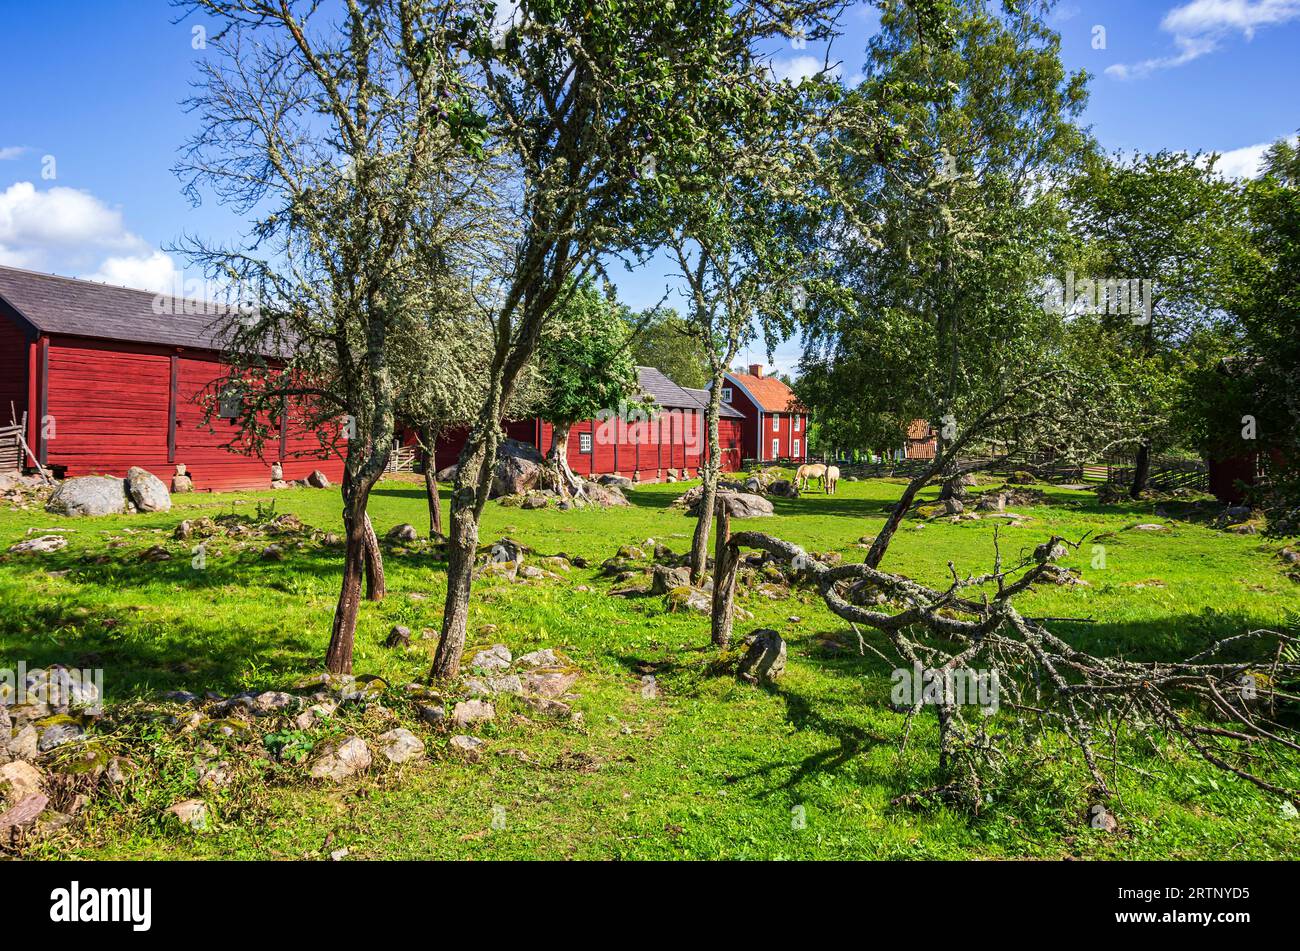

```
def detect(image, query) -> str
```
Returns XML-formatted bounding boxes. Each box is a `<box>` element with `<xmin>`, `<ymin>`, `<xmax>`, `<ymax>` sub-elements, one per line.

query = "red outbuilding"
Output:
<box><xmin>418</xmin><ymin>367</ymin><xmax>745</xmax><ymax>482</ymax></box>
<box><xmin>0</xmin><ymin>265</ymin><xmax>345</xmax><ymax>492</ymax></box>
<box><xmin>719</xmin><ymin>364</ymin><xmax>808</xmax><ymax>463</ymax></box>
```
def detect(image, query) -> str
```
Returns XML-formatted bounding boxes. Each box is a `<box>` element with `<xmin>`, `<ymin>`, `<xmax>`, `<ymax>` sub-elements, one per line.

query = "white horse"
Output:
<box><xmin>795</xmin><ymin>463</ymin><xmax>826</xmax><ymax>492</ymax></box>
<box><xmin>824</xmin><ymin>465</ymin><xmax>840</xmax><ymax>495</ymax></box>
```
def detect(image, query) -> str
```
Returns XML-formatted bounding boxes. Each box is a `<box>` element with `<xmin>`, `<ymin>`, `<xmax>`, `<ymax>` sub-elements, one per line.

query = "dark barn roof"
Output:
<box><xmin>0</xmin><ymin>265</ymin><xmax>232</xmax><ymax>351</ymax></box>
<box><xmin>635</xmin><ymin>366</ymin><xmax>703</xmax><ymax>410</ymax></box>
<box><xmin>682</xmin><ymin>387</ymin><xmax>744</xmax><ymax>419</ymax></box>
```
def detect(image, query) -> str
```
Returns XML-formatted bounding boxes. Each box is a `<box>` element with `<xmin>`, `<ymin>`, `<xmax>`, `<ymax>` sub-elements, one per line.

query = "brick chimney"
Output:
<box><xmin>748</xmin><ymin>363</ymin><xmax>762</xmax><ymax>378</ymax></box>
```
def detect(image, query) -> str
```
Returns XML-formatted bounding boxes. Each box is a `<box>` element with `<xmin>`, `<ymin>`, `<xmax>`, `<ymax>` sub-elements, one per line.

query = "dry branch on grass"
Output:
<box><xmin>709</xmin><ymin>504</ymin><xmax>1300</xmax><ymax>813</ymax></box>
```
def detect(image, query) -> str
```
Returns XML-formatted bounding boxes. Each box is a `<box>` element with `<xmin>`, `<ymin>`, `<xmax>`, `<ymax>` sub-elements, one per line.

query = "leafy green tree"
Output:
<box><xmin>626</xmin><ymin>308</ymin><xmax>710</xmax><ymax>389</ymax></box>
<box><xmin>1065</xmin><ymin>150</ymin><xmax>1245</xmax><ymax>495</ymax></box>
<box><xmin>174</xmin><ymin>0</ymin><xmax>480</xmax><ymax>674</ymax></box>
<box><xmin>431</xmin><ymin>0</ymin><xmax>851</xmax><ymax>679</ymax></box>
<box><xmin>537</xmin><ymin>282</ymin><xmax>642</xmax><ymax>498</ymax></box>
<box><xmin>800</xmin><ymin>0</ymin><xmax>1127</xmax><ymax>559</ymax></box>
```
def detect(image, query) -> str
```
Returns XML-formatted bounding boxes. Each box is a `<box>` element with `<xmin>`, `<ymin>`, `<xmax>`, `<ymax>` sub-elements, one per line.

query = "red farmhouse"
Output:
<box><xmin>0</xmin><ymin>266</ymin><xmax>344</xmax><ymax>492</ymax></box>
<box><xmin>719</xmin><ymin>364</ymin><xmax>808</xmax><ymax>463</ymax></box>
<box><xmin>428</xmin><ymin>367</ymin><xmax>746</xmax><ymax>482</ymax></box>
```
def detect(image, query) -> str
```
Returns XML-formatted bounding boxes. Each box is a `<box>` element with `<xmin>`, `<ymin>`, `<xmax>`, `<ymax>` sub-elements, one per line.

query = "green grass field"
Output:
<box><xmin>3</xmin><ymin>474</ymin><xmax>1298</xmax><ymax>859</ymax></box>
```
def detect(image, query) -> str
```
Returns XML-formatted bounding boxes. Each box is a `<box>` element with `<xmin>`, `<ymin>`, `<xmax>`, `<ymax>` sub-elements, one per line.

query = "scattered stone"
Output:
<box><xmin>271</xmin><ymin>463</ymin><xmax>284</xmax><ymax>481</ymax></box>
<box><xmin>173</xmin><ymin>517</ymin><xmax>217</xmax><ymax>541</ymax></box>
<box><xmin>47</xmin><ymin>476</ymin><xmax>128</xmax><ymax>517</ymax></box>
<box><xmin>639</xmin><ymin>675</ymin><xmax>658</xmax><ymax>699</ymax></box>
<box><xmin>0</xmin><ymin>761</ymin><xmax>45</xmax><ymax>803</ymax></box>
<box><xmin>261</xmin><ymin>544</ymin><xmax>285</xmax><ymax>561</ymax></box>
<box><xmin>470</xmin><ymin>644</ymin><xmax>512</xmax><ymax>672</ymax></box>
<box><xmin>521</xmin><ymin>669</ymin><xmax>579</xmax><ymax>700</ymax></box>
<box><xmin>0</xmin><ymin>793</ymin><xmax>48</xmax><ymax>830</ymax></box>
<box><xmin>417</xmin><ymin>705</ymin><xmax>446</xmax><ymax>727</ymax></box>
<box><xmin>1087</xmin><ymin>803</ymin><xmax>1119</xmax><ymax>833</ymax></box>
<box><xmin>1132</xmin><ymin>523</ymin><xmax>1167</xmax><ymax>532</ymax></box>
<box><xmin>7</xmin><ymin>534</ymin><xmax>67</xmax><ymax>554</ymax></box>
<box><xmin>521</xmin><ymin>696</ymin><xmax>572</xmax><ymax>719</ymax></box>
<box><xmin>452</xmin><ymin>699</ymin><xmax>495</xmax><ymax>728</ymax></box>
<box><xmin>251</xmin><ymin>691</ymin><xmax>296</xmax><ymax>715</ymax></box>
<box><xmin>1034</xmin><ymin>540</ymin><xmax>1068</xmax><ymax>562</ymax></box>
<box><xmin>975</xmin><ymin>493</ymin><xmax>1005</xmax><ymax>513</ymax></box>
<box><xmin>36</xmin><ymin>718</ymin><xmax>85</xmax><ymax>751</ymax></box>
<box><xmin>167</xmin><ymin>799</ymin><xmax>210</xmax><ymax>831</ymax></box>
<box><xmin>330</xmin><ymin>848</ymin><xmax>349</xmax><ymax>861</ymax></box>
<box><xmin>515</xmin><ymin>648</ymin><xmax>558</xmax><ymax>668</ymax></box>
<box><xmin>664</xmin><ymin>585</ymin><xmax>712</xmax><ymax>614</ymax></box>
<box><xmin>139</xmin><ymin>544</ymin><xmax>172</xmax><ymax>562</ymax></box>
<box><xmin>650</xmin><ymin>564</ymin><xmax>692</xmax><ymax>594</ymax></box>
<box><xmin>125</xmin><ymin>466</ymin><xmax>172</xmax><ymax>513</ymax></box>
<box><xmin>943</xmin><ymin>498</ymin><xmax>965</xmax><ymax>515</ymax></box>
<box><xmin>387</xmin><ymin>523</ymin><xmax>418</xmax><ymax>543</ymax></box>
<box><xmin>376</xmin><ymin>728</ymin><xmax>426</xmax><ymax>764</ymax></box>
<box><xmin>308</xmin><ymin>736</ymin><xmax>372</xmax><ymax>782</ymax></box>
<box><xmin>598</xmin><ymin>474</ymin><xmax>633</xmax><ymax>489</ymax></box>
<box><xmin>490</xmin><ymin>439</ymin><xmax>546</xmax><ymax>497</ymax></box>
<box><xmin>449</xmin><ymin>735</ymin><xmax>486</xmax><ymax>759</ymax></box>
<box><xmin>737</xmin><ymin>629</ymin><xmax>787</xmax><ymax>685</ymax></box>
<box><xmin>8</xmin><ymin>725</ymin><xmax>38</xmax><ymax>761</ymax></box>
<box><xmin>385</xmin><ymin>625</ymin><xmax>412</xmax><ymax>649</ymax></box>
<box><xmin>307</xmin><ymin>469</ymin><xmax>332</xmax><ymax>489</ymax></box>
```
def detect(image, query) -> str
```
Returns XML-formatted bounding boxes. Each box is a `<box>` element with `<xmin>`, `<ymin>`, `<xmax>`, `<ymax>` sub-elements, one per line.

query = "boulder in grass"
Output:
<box><xmin>125</xmin><ymin>466</ymin><xmax>172</xmax><ymax>513</ymax></box>
<box><xmin>307</xmin><ymin>469</ymin><xmax>332</xmax><ymax>489</ymax></box>
<box><xmin>8</xmin><ymin>534</ymin><xmax>67</xmax><ymax>555</ymax></box>
<box><xmin>470</xmin><ymin>644</ymin><xmax>512</xmax><ymax>672</ymax></box>
<box><xmin>167</xmin><ymin>799</ymin><xmax>210</xmax><ymax>832</ymax></box>
<box><xmin>387</xmin><ymin>523</ymin><xmax>418</xmax><ymax>543</ymax></box>
<box><xmin>737</xmin><ymin>629</ymin><xmax>787</xmax><ymax>685</ymax></box>
<box><xmin>309</xmin><ymin>736</ymin><xmax>372</xmax><ymax>782</ymax></box>
<box><xmin>452</xmin><ymin>700</ymin><xmax>495</xmax><ymax>728</ymax></box>
<box><xmin>46</xmin><ymin>476</ymin><xmax>128</xmax><ymax>517</ymax></box>
<box><xmin>376</xmin><ymin>728</ymin><xmax>425</xmax><ymax>764</ymax></box>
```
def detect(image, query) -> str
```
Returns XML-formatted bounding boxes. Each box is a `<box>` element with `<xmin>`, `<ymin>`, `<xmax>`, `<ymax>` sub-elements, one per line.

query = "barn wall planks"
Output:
<box><xmin>0</xmin><ymin>312</ymin><xmax>29</xmax><ymax>428</ymax></box>
<box><xmin>41</xmin><ymin>335</ymin><xmax>344</xmax><ymax>491</ymax></box>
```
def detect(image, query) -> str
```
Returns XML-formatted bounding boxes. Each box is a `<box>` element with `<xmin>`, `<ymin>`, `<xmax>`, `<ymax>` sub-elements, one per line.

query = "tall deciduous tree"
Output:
<box><xmin>429</xmin><ymin>0</ymin><xmax>850</xmax><ymax>680</ymax></box>
<box><xmin>1066</xmin><ymin>149</ymin><xmax>1244</xmax><ymax>496</ymax></box>
<box><xmin>174</xmin><ymin>0</ymin><xmax>477</xmax><ymax>674</ymax></box>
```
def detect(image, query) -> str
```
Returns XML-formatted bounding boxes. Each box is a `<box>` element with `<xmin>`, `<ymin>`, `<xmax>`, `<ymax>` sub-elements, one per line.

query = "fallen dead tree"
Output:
<box><xmin>709</xmin><ymin>502</ymin><xmax>1300</xmax><ymax>814</ymax></box>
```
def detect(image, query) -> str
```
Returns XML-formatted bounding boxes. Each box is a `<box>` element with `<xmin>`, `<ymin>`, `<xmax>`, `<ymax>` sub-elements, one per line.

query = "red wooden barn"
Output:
<box><xmin>422</xmin><ymin>367</ymin><xmax>746</xmax><ymax>481</ymax></box>
<box><xmin>0</xmin><ymin>265</ymin><xmax>345</xmax><ymax>491</ymax></box>
<box><xmin>719</xmin><ymin>364</ymin><xmax>808</xmax><ymax>463</ymax></box>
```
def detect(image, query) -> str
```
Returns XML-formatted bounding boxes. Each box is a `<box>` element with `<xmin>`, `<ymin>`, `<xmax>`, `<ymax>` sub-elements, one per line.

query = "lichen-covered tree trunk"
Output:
<box><xmin>1131</xmin><ymin>439</ymin><xmax>1151</xmax><ymax>498</ymax></box>
<box><xmin>326</xmin><ymin>480</ymin><xmax>376</xmax><ymax>675</ymax></box>
<box><xmin>546</xmin><ymin>420</ymin><xmax>586</xmax><ymax>499</ymax></box>
<box><xmin>431</xmin><ymin>423</ymin><xmax>496</xmax><ymax>681</ymax></box>
<box><xmin>362</xmin><ymin>511</ymin><xmax>385</xmax><ymax>602</ymax></box>
<box><xmin>423</xmin><ymin>423</ymin><xmax>442</xmax><ymax>537</ymax></box>
<box><xmin>690</xmin><ymin>380</ymin><xmax>725</xmax><ymax>583</ymax></box>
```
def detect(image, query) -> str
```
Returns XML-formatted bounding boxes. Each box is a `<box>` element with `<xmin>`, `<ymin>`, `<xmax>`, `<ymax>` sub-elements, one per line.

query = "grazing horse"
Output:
<box><xmin>795</xmin><ymin>463</ymin><xmax>826</xmax><ymax>492</ymax></box>
<box><xmin>824</xmin><ymin>465</ymin><xmax>840</xmax><ymax>495</ymax></box>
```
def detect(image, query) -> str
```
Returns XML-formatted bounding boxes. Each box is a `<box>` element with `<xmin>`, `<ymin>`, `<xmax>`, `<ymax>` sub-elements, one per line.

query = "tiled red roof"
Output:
<box><xmin>725</xmin><ymin>372</ymin><xmax>801</xmax><ymax>413</ymax></box>
<box><xmin>906</xmin><ymin>418</ymin><xmax>934</xmax><ymax>440</ymax></box>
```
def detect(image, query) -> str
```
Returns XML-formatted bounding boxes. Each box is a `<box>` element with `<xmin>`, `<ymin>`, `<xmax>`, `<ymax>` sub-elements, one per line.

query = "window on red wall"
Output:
<box><xmin>771</xmin><ymin>414</ymin><xmax>779</xmax><ymax>432</ymax></box>
<box><xmin>794</xmin><ymin>416</ymin><xmax>801</xmax><ymax>432</ymax></box>
<box><xmin>771</xmin><ymin>438</ymin><xmax>779</xmax><ymax>457</ymax></box>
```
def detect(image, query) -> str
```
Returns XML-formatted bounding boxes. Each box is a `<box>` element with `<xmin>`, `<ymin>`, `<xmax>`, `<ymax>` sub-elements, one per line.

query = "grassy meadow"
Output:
<box><xmin>2</xmin><ymin>473</ymin><xmax>1298</xmax><ymax>860</ymax></box>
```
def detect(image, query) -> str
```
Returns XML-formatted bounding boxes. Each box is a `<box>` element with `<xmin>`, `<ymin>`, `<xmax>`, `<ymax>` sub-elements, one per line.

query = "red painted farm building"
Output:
<box><xmin>426</xmin><ymin>367</ymin><xmax>747</xmax><ymax>482</ymax></box>
<box><xmin>719</xmin><ymin>364</ymin><xmax>808</xmax><ymax>463</ymax></box>
<box><xmin>0</xmin><ymin>266</ymin><xmax>344</xmax><ymax>492</ymax></box>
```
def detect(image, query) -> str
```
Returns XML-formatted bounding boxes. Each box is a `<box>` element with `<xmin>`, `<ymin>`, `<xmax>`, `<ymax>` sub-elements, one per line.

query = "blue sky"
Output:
<box><xmin>2</xmin><ymin>0</ymin><xmax>1297</xmax><ymax>376</ymax></box>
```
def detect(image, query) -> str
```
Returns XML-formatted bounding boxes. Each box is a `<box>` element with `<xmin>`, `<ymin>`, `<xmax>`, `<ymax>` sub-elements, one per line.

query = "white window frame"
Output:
<box><xmin>794</xmin><ymin>415</ymin><xmax>801</xmax><ymax>432</ymax></box>
<box><xmin>720</xmin><ymin>386</ymin><xmax>733</xmax><ymax>403</ymax></box>
<box><xmin>578</xmin><ymin>432</ymin><xmax>592</xmax><ymax>453</ymax></box>
<box><xmin>771</xmin><ymin>438</ymin><xmax>780</xmax><ymax>458</ymax></box>
<box><xmin>793</xmin><ymin>439</ymin><xmax>800</xmax><ymax>457</ymax></box>
<box><xmin>771</xmin><ymin>414</ymin><xmax>779</xmax><ymax>432</ymax></box>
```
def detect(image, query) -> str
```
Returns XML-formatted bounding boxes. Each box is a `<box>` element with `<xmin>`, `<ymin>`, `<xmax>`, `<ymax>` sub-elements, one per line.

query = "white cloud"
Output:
<box><xmin>0</xmin><ymin>181</ymin><xmax>179</xmax><ymax>293</ymax></box>
<box><xmin>1208</xmin><ymin>134</ymin><xmax>1300</xmax><ymax>178</ymax></box>
<box><xmin>0</xmin><ymin>147</ymin><xmax>26</xmax><ymax>161</ymax></box>
<box><xmin>1107</xmin><ymin>0</ymin><xmax>1300</xmax><ymax>80</ymax></box>
<box><xmin>87</xmin><ymin>251</ymin><xmax>180</xmax><ymax>295</ymax></box>
<box><xmin>1163</xmin><ymin>0</ymin><xmax>1300</xmax><ymax>37</ymax></box>
<box><xmin>769</xmin><ymin>55</ymin><xmax>842</xmax><ymax>85</ymax></box>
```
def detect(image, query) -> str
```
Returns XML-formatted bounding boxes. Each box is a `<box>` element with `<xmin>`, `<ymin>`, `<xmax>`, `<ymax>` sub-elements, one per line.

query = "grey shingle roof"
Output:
<box><xmin>636</xmin><ymin>366</ymin><xmax>702</xmax><ymax>410</ymax></box>
<box><xmin>682</xmin><ymin>387</ymin><xmax>745</xmax><ymax>419</ymax></box>
<box><xmin>0</xmin><ymin>265</ymin><xmax>232</xmax><ymax>351</ymax></box>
